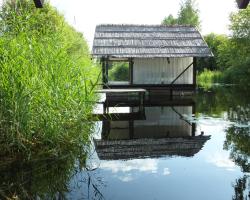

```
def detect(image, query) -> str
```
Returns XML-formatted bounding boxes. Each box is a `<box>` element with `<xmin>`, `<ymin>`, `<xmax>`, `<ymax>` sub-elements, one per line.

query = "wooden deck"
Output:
<box><xmin>96</xmin><ymin>88</ymin><xmax>147</xmax><ymax>112</ymax></box>
<box><xmin>103</xmin><ymin>84</ymin><xmax>196</xmax><ymax>91</ymax></box>
<box><xmin>96</xmin><ymin>88</ymin><xmax>146</xmax><ymax>93</ymax></box>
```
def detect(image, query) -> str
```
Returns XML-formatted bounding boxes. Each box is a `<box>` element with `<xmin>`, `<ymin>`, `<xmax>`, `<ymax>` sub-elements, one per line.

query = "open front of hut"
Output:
<box><xmin>92</xmin><ymin>24</ymin><xmax>213</xmax><ymax>93</ymax></box>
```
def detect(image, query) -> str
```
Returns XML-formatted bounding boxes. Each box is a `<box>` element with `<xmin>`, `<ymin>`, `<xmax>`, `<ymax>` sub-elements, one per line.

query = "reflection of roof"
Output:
<box><xmin>92</xmin><ymin>24</ymin><xmax>213</xmax><ymax>58</ymax></box>
<box><xmin>95</xmin><ymin>136</ymin><xmax>210</xmax><ymax>160</ymax></box>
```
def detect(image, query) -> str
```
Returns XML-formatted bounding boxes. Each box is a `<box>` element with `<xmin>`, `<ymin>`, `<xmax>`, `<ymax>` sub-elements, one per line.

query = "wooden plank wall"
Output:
<box><xmin>108</xmin><ymin>106</ymin><xmax>193</xmax><ymax>139</ymax></box>
<box><xmin>133</xmin><ymin>57</ymin><xmax>193</xmax><ymax>84</ymax></box>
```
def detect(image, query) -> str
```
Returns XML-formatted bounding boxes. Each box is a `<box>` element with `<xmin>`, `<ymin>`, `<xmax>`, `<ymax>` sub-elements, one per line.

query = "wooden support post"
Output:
<box><xmin>193</xmin><ymin>57</ymin><xmax>197</xmax><ymax>89</ymax></box>
<box><xmin>192</xmin><ymin>103</ymin><xmax>196</xmax><ymax>136</ymax></box>
<box><xmin>139</xmin><ymin>91</ymin><xmax>145</xmax><ymax>113</ymax></box>
<box><xmin>102</xmin><ymin>121</ymin><xmax>110</xmax><ymax>140</ymax></box>
<box><xmin>105</xmin><ymin>57</ymin><xmax>109</xmax><ymax>85</ymax></box>
<box><xmin>170</xmin><ymin>88</ymin><xmax>173</xmax><ymax>99</ymax></box>
<box><xmin>129</xmin><ymin>58</ymin><xmax>134</xmax><ymax>85</ymax></box>
<box><xmin>129</xmin><ymin>120</ymin><xmax>134</xmax><ymax>139</ymax></box>
<box><xmin>33</xmin><ymin>0</ymin><xmax>43</xmax><ymax>8</ymax></box>
<box><xmin>101</xmin><ymin>57</ymin><xmax>106</xmax><ymax>88</ymax></box>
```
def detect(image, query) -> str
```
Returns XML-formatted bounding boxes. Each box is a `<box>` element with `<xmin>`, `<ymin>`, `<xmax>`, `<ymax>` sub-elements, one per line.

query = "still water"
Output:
<box><xmin>1</xmin><ymin>86</ymin><xmax>250</xmax><ymax>200</ymax></box>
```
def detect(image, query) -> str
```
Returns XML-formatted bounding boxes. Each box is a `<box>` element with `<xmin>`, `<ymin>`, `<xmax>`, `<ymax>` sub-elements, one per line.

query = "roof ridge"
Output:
<box><xmin>96</xmin><ymin>24</ymin><xmax>195</xmax><ymax>28</ymax></box>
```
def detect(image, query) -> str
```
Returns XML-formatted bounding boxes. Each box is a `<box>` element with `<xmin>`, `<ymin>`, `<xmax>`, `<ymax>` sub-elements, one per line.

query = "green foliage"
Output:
<box><xmin>162</xmin><ymin>0</ymin><xmax>201</xmax><ymax>29</ymax></box>
<box><xmin>162</xmin><ymin>14</ymin><xmax>178</xmax><ymax>26</ymax></box>
<box><xmin>109</xmin><ymin>62</ymin><xmax>129</xmax><ymax>82</ymax></box>
<box><xmin>0</xmin><ymin>0</ymin><xmax>99</xmax><ymax>157</ymax></box>
<box><xmin>230</xmin><ymin>6</ymin><xmax>250</xmax><ymax>39</ymax></box>
<box><xmin>224</xmin><ymin>126</ymin><xmax>250</xmax><ymax>173</ymax></box>
<box><xmin>197</xmin><ymin>33</ymin><xmax>229</xmax><ymax>71</ymax></box>
<box><xmin>198</xmin><ymin>6</ymin><xmax>250</xmax><ymax>86</ymax></box>
<box><xmin>178</xmin><ymin>0</ymin><xmax>201</xmax><ymax>29</ymax></box>
<box><xmin>222</xmin><ymin>6</ymin><xmax>250</xmax><ymax>85</ymax></box>
<box><xmin>196</xmin><ymin>86</ymin><xmax>250</xmax><ymax>118</ymax></box>
<box><xmin>197</xmin><ymin>69</ymin><xmax>222</xmax><ymax>89</ymax></box>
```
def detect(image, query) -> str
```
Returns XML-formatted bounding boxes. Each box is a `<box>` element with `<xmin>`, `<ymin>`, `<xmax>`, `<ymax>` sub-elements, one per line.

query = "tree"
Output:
<box><xmin>178</xmin><ymin>0</ymin><xmax>201</xmax><ymax>29</ymax></box>
<box><xmin>230</xmin><ymin>6</ymin><xmax>250</xmax><ymax>39</ymax></box>
<box><xmin>222</xmin><ymin>6</ymin><xmax>250</xmax><ymax>84</ymax></box>
<box><xmin>162</xmin><ymin>14</ymin><xmax>178</xmax><ymax>25</ymax></box>
<box><xmin>198</xmin><ymin>6</ymin><xmax>250</xmax><ymax>85</ymax></box>
<box><xmin>162</xmin><ymin>0</ymin><xmax>201</xmax><ymax>30</ymax></box>
<box><xmin>109</xmin><ymin>62</ymin><xmax>129</xmax><ymax>81</ymax></box>
<box><xmin>197</xmin><ymin>33</ymin><xmax>229</xmax><ymax>71</ymax></box>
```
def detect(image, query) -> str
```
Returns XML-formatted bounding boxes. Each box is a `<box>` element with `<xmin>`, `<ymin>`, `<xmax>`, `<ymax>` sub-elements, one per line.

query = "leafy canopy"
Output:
<box><xmin>162</xmin><ymin>0</ymin><xmax>201</xmax><ymax>30</ymax></box>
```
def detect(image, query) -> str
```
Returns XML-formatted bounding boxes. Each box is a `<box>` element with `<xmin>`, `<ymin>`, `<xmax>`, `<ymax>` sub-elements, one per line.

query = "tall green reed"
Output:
<box><xmin>0</xmin><ymin>0</ymin><xmax>99</xmax><ymax>158</ymax></box>
<box><xmin>197</xmin><ymin>69</ymin><xmax>222</xmax><ymax>89</ymax></box>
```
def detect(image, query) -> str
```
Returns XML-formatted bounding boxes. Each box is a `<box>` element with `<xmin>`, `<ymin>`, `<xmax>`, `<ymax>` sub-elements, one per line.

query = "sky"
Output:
<box><xmin>49</xmin><ymin>0</ymin><xmax>238</xmax><ymax>46</ymax></box>
<box><xmin>1</xmin><ymin>0</ymin><xmax>238</xmax><ymax>46</ymax></box>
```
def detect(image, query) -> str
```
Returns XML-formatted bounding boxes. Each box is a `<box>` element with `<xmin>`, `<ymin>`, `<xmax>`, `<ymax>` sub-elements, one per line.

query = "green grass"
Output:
<box><xmin>197</xmin><ymin>69</ymin><xmax>223</xmax><ymax>89</ymax></box>
<box><xmin>0</xmin><ymin>0</ymin><xmax>100</xmax><ymax>158</ymax></box>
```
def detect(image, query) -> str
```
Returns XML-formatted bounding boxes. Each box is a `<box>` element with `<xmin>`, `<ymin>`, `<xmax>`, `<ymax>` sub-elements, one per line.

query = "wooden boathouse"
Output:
<box><xmin>92</xmin><ymin>24</ymin><xmax>213</xmax><ymax>92</ymax></box>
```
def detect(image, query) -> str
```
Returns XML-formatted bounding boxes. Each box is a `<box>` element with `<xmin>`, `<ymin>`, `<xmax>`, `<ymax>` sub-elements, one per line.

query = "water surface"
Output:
<box><xmin>1</xmin><ymin>86</ymin><xmax>250</xmax><ymax>200</ymax></box>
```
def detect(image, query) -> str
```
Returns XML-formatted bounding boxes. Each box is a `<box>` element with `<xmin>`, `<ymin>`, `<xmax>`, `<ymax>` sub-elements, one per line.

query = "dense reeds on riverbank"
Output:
<box><xmin>197</xmin><ymin>69</ymin><xmax>222</xmax><ymax>88</ymax></box>
<box><xmin>0</xmin><ymin>0</ymin><xmax>99</xmax><ymax>158</ymax></box>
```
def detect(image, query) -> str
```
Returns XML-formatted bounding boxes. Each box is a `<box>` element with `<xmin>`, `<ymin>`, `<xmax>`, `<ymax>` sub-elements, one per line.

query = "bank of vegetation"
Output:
<box><xmin>0</xmin><ymin>0</ymin><xmax>99</xmax><ymax>159</ymax></box>
<box><xmin>162</xmin><ymin>0</ymin><xmax>250</xmax><ymax>87</ymax></box>
<box><xmin>197</xmin><ymin>5</ymin><xmax>250</xmax><ymax>87</ymax></box>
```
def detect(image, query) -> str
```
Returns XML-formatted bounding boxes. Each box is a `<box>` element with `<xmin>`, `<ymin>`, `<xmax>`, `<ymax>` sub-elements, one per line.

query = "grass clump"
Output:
<box><xmin>197</xmin><ymin>69</ymin><xmax>222</xmax><ymax>88</ymax></box>
<box><xmin>0</xmin><ymin>0</ymin><xmax>99</xmax><ymax>158</ymax></box>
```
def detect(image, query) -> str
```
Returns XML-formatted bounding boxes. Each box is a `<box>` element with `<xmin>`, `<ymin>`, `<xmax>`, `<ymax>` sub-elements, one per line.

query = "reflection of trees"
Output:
<box><xmin>197</xmin><ymin>86</ymin><xmax>250</xmax><ymax>200</ymax></box>
<box><xmin>224</xmin><ymin>115</ymin><xmax>250</xmax><ymax>199</ymax></box>
<box><xmin>0</xmin><ymin>155</ymin><xmax>77</xmax><ymax>199</ymax></box>
<box><xmin>224</xmin><ymin>126</ymin><xmax>250</xmax><ymax>200</ymax></box>
<box><xmin>0</xmin><ymin>152</ymin><xmax>105</xmax><ymax>200</ymax></box>
<box><xmin>196</xmin><ymin>86</ymin><xmax>250</xmax><ymax>117</ymax></box>
<box><xmin>232</xmin><ymin>175</ymin><xmax>250</xmax><ymax>200</ymax></box>
<box><xmin>85</xmin><ymin>169</ymin><xmax>105</xmax><ymax>200</ymax></box>
<box><xmin>224</xmin><ymin>127</ymin><xmax>250</xmax><ymax>172</ymax></box>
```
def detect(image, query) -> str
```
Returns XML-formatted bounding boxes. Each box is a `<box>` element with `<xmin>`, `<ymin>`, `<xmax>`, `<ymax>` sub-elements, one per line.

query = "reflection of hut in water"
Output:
<box><xmin>95</xmin><ymin>100</ymin><xmax>210</xmax><ymax>160</ymax></box>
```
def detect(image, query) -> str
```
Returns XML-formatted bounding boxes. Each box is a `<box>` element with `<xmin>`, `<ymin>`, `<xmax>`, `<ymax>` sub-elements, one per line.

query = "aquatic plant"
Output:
<box><xmin>0</xmin><ymin>0</ymin><xmax>99</xmax><ymax>158</ymax></box>
<box><xmin>197</xmin><ymin>69</ymin><xmax>222</xmax><ymax>89</ymax></box>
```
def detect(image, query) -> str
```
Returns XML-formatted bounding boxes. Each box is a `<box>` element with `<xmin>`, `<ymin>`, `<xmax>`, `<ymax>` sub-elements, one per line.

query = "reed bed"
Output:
<box><xmin>197</xmin><ymin>69</ymin><xmax>222</xmax><ymax>88</ymax></box>
<box><xmin>0</xmin><ymin>0</ymin><xmax>99</xmax><ymax>158</ymax></box>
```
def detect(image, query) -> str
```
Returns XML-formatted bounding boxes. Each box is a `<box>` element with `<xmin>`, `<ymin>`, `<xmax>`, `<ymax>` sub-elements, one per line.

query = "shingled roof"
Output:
<box><xmin>94</xmin><ymin>136</ymin><xmax>211</xmax><ymax>160</ymax></box>
<box><xmin>92</xmin><ymin>24</ymin><xmax>213</xmax><ymax>58</ymax></box>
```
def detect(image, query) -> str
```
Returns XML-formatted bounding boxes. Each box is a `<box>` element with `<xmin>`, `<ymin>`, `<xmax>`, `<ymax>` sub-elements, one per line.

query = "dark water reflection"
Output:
<box><xmin>1</xmin><ymin>86</ymin><xmax>250</xmax><ymax>200</ymax></box>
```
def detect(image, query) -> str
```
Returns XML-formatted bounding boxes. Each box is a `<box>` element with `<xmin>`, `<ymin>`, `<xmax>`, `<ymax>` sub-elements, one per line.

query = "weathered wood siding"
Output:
<box><xmin>133</xmin><ymin>57</ymin><xmax>193</xmax><ymax>84</ymax></box>
<box><xmin>108</xmin><ymin>106</ymin><xmax>192</xmax><ymax>139</ymax></box>
<box><xmin>133</xmin><ymin>106</ymin><xmax>192</xmax><ymax>137</ymax></box>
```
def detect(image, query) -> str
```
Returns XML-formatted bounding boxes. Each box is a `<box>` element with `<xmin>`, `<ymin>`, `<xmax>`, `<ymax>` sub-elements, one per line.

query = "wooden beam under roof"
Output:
<box><xmin>236</xmin><ymin>0</ymin><xmax>249</xmax><ymax>9</ymax></box>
